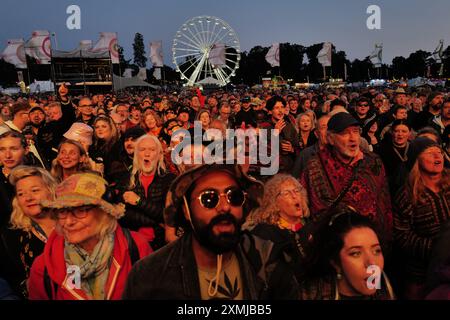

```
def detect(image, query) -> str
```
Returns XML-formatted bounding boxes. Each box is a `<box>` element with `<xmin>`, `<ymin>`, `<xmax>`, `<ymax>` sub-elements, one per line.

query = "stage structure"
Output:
<box><xmin>51</xmin><ymin>41</ymin><xmax>113</xmax><ymax>94</ymax></box>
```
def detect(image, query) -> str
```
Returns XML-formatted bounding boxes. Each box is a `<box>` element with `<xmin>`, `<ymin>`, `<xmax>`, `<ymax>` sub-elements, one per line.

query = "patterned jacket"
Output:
<box><xmin>300</xmin><ymin>146</ymin><xmax>393</xmax><ymax>239</ymax></box>
<box><xmin>394</xmin><ymin>180</ymin><xmax>450</xmax><ymax>281</ymax></box>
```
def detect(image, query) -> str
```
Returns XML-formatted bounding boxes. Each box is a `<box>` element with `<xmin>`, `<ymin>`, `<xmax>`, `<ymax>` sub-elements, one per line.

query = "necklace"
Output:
<box><xmin>393</xmin><ymin>143</ymin><xmax>409</xmax><ymax>162</ymax></box>
<box><xmin>31</xmin><ymin>221</ymin><xmax>50</xmax><ymax>243</ymax></box>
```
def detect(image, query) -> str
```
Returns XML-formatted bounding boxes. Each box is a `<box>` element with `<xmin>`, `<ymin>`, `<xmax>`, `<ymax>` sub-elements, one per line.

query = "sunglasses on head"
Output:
<box><xmin>195</xmin><ymin>188</ymin><xmax>247</xmax><ymax>209</ymax></box>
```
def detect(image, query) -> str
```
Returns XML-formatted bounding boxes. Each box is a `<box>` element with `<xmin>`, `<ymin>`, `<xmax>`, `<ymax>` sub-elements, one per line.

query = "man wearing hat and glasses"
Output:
<box><xmin>300</xmin><ymin>112</ymin><xmax>393</xmax><ymax>239</ymax></box>
<box><xmin>123</xmin><ymin>164</ymin><xmax>299</xmax><ymax>300</ymax></box>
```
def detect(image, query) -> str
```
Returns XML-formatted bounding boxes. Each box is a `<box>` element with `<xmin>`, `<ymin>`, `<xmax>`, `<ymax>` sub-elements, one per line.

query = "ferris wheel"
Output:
<box><xmin>172</xmin><ymin>16</ymin><xmax>241</xmax><ymax>86</ymax></box>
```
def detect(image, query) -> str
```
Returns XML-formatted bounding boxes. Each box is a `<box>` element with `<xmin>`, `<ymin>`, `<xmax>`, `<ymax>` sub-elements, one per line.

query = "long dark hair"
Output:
<box><xmin>301</xmin><ymin>206</ymin><xmax>384</xmax><ymax>279</ymax></box>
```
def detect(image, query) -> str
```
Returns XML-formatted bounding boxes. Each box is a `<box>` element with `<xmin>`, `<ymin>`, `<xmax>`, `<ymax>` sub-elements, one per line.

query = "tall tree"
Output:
<box><xmin>133</xmin><ymin>33</ymin><xmax>147</xmax><ymax>68</ymax></box>
<box><xmin>392</xmin><ymin>56</ymin><xmax>408</xmax><ymax>79</ymax></box>
<box><xmin>405</xmin><ymin>50</ymin><xmax>430</xmax><ymax>78</ymax></box>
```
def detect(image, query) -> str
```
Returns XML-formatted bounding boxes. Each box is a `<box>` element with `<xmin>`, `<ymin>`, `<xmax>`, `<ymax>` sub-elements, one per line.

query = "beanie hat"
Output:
<box><xmin>406</xmin><ymin>137</ymin><xmax>440</xmax><ymax>170</ymax></box>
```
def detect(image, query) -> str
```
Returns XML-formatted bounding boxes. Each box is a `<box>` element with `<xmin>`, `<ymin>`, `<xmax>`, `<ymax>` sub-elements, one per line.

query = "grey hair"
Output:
<box><xmin>245</xmin><ymin>174</ymin><xmax>309</xmax><ymax>227</ymax></box>
<box><xmin>129</xmin><ymin>134</ymin><xmax>166</xmax><ymax>189</ymax></box>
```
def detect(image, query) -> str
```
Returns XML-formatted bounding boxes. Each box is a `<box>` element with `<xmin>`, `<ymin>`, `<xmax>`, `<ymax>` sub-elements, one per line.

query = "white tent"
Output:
<box><xmin>113</xmin><ymin>74</ymin><xmax>160</xmax><ymax>91</ymax></box>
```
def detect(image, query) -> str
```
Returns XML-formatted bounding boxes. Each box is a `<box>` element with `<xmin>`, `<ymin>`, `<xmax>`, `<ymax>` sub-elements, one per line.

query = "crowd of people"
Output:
<box><xmin>0</xmin><ymin>82</ymin><xmax>449</xmax><ymax>300</ymax></box>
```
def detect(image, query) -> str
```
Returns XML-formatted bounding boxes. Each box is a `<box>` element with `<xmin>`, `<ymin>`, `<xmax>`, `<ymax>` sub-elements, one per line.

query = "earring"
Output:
<box><xmin>336</xmin><ymin>272</ymin><xmax>343</xmax><ymax>280</ymax></box>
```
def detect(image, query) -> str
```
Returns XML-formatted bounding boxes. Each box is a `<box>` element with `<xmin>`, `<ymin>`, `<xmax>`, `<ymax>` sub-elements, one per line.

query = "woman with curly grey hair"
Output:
<box><xmin>244</xmin><ymin>173</ymin><xmax>310</xmax><ymax>282</ymax></box>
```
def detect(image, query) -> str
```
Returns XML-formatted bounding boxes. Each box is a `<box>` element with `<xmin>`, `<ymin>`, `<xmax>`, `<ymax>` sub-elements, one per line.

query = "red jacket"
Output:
<box><xmin>28</xmin><ymin>226</ymin><xmax>152</xmax><ymax>300</ymax></box>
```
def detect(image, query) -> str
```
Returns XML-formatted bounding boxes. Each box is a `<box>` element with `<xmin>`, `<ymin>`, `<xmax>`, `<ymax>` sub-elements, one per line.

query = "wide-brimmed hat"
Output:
<box><xmin>164</xmin><ymin>164</ymin><xmax>264</xmax><ymax>227</ymax></box>
<box><xmin>63</xmin><ymin>122</ymin><xmax>94</xmax><ymax>146</ymax></box>
<box><xmin>394</xmin><ymin>87</ymin><xmax>407</xmax><ymax>95</ymax></box>
<box><xmin>41</xmin><ymin>173</ymin><xmax>125</xmax><ymax>219</ymax></box>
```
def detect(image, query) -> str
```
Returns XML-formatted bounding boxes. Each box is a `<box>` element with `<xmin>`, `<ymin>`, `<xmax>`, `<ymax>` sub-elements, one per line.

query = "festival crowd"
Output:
<box><xmin>0</xmin><ymin>83</ymin><xmax>449</xmax><ymax>300</ymax></box>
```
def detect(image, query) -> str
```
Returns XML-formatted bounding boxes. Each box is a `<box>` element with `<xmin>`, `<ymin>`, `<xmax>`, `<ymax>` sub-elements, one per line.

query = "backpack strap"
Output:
<box><xmin>122</xmin><ymin>228</ymin><xmax>139</xmax><ymax>265</ymax></box>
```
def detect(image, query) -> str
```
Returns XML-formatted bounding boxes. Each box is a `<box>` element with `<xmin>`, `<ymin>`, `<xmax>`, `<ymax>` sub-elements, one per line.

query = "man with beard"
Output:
<box><xmin>28</xmin><ymin>106</ymin><xmax>46</xmax><ymax>138</ymax></box>
<box><xmin>417</xmin><ymin>92</ymin><xmax>444</xmax><ymax>129</ymax></box>
<box><xmin>123</xmin><ymin>163</ymin><xmax>299</xmax><ymax>300</ymax></box>
<box><xmin>119</xmin><ymin>134</ymin><xmax>176</xmax><ymax>250</ymax></box>
<box><xmin>428</xmin><ymin>97</ymin><xmax>450</xmax><ymax>141</ymax></box>
<box><xmin>300</xmin><ymin>112</ymin><xmax>393</xmax><ymax>240</ymax></box>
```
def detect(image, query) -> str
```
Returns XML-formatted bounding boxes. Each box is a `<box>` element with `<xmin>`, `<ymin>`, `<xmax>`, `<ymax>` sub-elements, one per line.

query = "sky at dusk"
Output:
<box><xmin>1</xmin><ymin>0</ymin><xmax>450</xmax><ymax>66</ymax></box>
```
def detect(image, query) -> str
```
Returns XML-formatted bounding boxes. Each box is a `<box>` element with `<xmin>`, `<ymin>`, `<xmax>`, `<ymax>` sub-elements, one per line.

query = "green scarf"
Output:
<box><xmin>64</xmin><ymin>232</ymin><xmax>115</xmax><ymax>300</ymax></box>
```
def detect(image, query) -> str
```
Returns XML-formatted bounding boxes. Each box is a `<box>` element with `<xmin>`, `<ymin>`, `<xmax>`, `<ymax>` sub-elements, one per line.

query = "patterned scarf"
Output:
<box><xmin>64</xmin><ymin>232</ymin><xmax>115</xmax><ymax>300</ymax></box>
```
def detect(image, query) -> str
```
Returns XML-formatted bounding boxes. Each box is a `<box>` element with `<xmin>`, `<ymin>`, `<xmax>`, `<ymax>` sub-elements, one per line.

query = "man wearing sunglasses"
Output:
<box><xmin>350</xmin><ymin>97</ymin><xmax>377</xmax><ymax>132</ymax></box>
<box><xmin>123</xmin><ymin>164</ymin><xmax>299</xmax><ymax>300</ymax></box>
<box><xmin>76</xmin><ymin>97</ymin><xmax>95</xmax><ymax>127</ymax></box>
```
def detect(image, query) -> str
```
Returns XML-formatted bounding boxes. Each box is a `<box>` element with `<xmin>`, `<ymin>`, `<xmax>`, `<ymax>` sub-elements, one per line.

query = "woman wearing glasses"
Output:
<box><xmin>0</xmin><ymin>166</ymin><xmax>56</xmax><ymax>299</ymax></box>
<box><xmin>243</xmin><ymin>174</ymin><xmax>310</xmax><ymax>282</ymax></box>
<box><xmin>28</xmin><ymin>172</ymin><xmax>152</xmax><ymax>300</ymax></box>
<box><xmin>394</xmin><ymin>137</ymin><xmax>449</xmax><ymax>300</ymax></box>
<box><xmin>298</xmin><ymin>206</ymin><xmax>395</xmax><ymax>300</ymax></box>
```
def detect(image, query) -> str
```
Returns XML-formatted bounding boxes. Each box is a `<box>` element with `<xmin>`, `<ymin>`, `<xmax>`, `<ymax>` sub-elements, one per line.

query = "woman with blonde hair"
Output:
<box><xmin>394</xmin><ymin>137</ymin><xmax>450</xmax><ymax>300</ymax></box>
<box><xmin>28</xmin><ymin>172</ymin><xmax>152</xmax><ymax>300</ymax></box>
<box><xmin>244</xmin><ymin>173</ymin><xmax>310</xmax><ymax>282</ymax></box>
<box><xmin>51</xmin><ymin>139</ymin><xmax>93</xmax><ymax>182</ymax></box>
<box><xmin>296</xmin><ymin>112</ymin><xmax>317</xmax><ymax>150</ymax></box>
<box><xmin>89</xmin><ymin>115</ymin><xmax>120</xmax><ymax>165</ymax></box>
<box><xmin>0</xmin><ymin>165</ymin><xmax>57</xmax><ymax>298</ymax></box>
<box><xmin>141</xmin><ymin>109</ymin><xmax>163</xmax><ymax>138</ymax></box>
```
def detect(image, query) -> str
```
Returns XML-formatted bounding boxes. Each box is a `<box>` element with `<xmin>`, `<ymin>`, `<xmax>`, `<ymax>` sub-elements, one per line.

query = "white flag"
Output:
<box><xmin>79</xmin><ymin>40</ymin><xmax>93</xmax><ymax>50</ymax></box>
<box><xmin>432</xmin><ymin>40</ymin><xmax>444</xmax><ymax>63</ymax></box>
<box><xmin>92</xmin><ymin>32</ymin><xmax>119</xmax><ymax>64</ymax></box>
<box><xmin>153</xmin><ymin>68</ymin><xmax>162</xmax><ymax>80</ymax></box>
<box><xmin>317</xmin><ymin>42</ymin><xmax>332</xmax><ymax>67</ymax></box>
<box><xmin>25</xmin><ymin>30</ymin><xmax>51</xmax><ymax>64</ymax></box>
<box><xmin>150</xmin><ymin>41</ymin><xmax>163</xmax><ymax>67</ymax></box>
<box><xmin>209</xmin><ymin>43</ymin><xmax>226</xmax><ymax>67</ymax></box>
<box><xmin>123</xmin><ymin>68</ymin><xmax>133</xmax><ymax>78</ymax></box>
<box><xmin>137</xmin><ymin>67</ymin><xmax>147</xmax><ymax>81</ymax></box>
<box><xmin>369</xmin><ymin>44</ymin><xmax>383</xmax><ymax>68</ymax></box>
<box><xmin>265</xmin><ymin>43</ymin><xmax>280</xmax><ymax>67</ymax></box>
<box><xmin>1</xmin><ymin>39</ymin><xmax>27</xmax><ymax>69</ymax></box>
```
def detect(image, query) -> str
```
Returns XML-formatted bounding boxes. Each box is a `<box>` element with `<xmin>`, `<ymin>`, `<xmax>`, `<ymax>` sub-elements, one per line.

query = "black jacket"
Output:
<box><xmin>0</xmin><ymin>171</ymin><xmax>14</xmax><ymax>229</ymax></box>
<box><xmin>119</xmin><ymin>171</ymin><xmax>176</xmax><ymax>249</ymax></box>
<box><xmin>122</xmin><ymin>232</ymin><xmax>299</xmax><ymax>300</ymax></box>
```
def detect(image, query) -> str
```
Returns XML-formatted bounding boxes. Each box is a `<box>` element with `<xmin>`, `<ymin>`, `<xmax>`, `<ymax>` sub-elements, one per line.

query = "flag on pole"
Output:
<box><xmin>153</xmin><ymin>68</ymin><xmax>162</xmax><ymax>80</ymax></box>
<box><xmin>1</xmin><ymin>39</ymin><xmax>27</xmax><ymax>69</ymax></box>
<box><xmin>150</xmin><ymin>41</ymin><xmax>163</xmax><ymax>67</ymax></box>
<box><xmin>79</xmin><ymin>40</ymin><xmax>93</xmax><ymax>51</ymax></box>
<box><xmin>208</xmin><ymin>43</ymin><xmax>226</xmax><ymax>67</ymax></box>
<box><xmin>137</xmin><ymin>67</ymin><xmax>147</xmax><ymax>81</ymax></box>
<box><xmin>25</xmin><ymin>30</ymin><xmax>51</xmax><ymax>64</ymax></box>
<box><xmin>431</xmin><ymin>40</ymin><xmax>444</xmax><ymax>63</ymax></box>
<box><xmin>265</xmin><ymin>43</ymin><xmax>280</xmax><ymax>67</ymax></box>
<box><xmin>92</xmin><ymin>32</ymin><xmax>119</xmax><ymax>64</ymax></box>
<box><xmin>123</xmin><ymin>68</ymin><xmax>133</xmax><ymax>78</ymax></box>
<box><xmin>317</xmin><ymin>42</ymin><xmax>332</xmax><ymax>67</ymax></box>
<box><xmin>369</xmin><ymin>44</ymin><xmax>383</xmax><ymax>68</ymax></box>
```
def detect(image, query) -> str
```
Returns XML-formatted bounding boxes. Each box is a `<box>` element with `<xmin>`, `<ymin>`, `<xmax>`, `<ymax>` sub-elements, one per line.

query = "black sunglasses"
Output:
<box><xmin>195</xmin><ymin>188</ymin><xmax>247</xmax><ymax>209</ymax></box>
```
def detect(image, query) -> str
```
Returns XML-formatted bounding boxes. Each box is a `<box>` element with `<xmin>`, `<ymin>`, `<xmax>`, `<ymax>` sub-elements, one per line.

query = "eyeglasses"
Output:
<box><xmin>79</xmin><ymin>104</ymin><xmax>93</xmax><ymax>108</ymax></box>
<box><xmin>55</xmin><ymin>205</ymin><xmax>96</xmax><ymax>220</ymax></box>
<box><xmin>358</xmin><ymin>103</ymin><xmax>369</xmax><ymax>107</ymax></box>
<box><xmin>277</xmin><ymin>188</ymin><xmax>302</xmax><ymax>198</ymax></box>
<box><xmin>195</xmin><ymin>188</ymin><xmax>247</xmax><ymax>209</ymax></box>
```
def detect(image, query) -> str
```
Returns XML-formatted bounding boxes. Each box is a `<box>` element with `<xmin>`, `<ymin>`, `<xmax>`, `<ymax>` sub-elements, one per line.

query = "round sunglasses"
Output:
<box><xmin>195</xmin><ymin>188</ymin><xmax>247</xmax><ymax>209</ymax></box>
